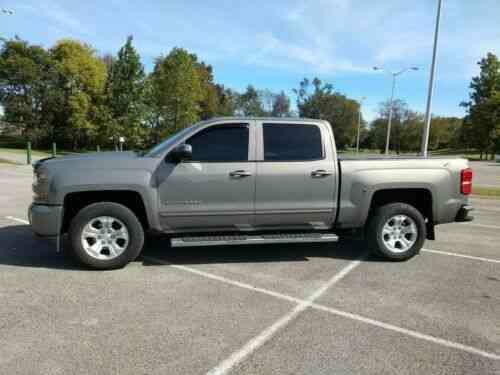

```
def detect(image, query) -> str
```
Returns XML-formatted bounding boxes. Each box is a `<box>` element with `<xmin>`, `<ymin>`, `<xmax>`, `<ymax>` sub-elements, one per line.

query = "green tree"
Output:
<box><xmin>376</xmin><ymin>99</ymin><xmax>409</xmax><ymax>153</ymax></box>
<box><xmin>236</xmin><ymin>85</ymin><xmax>265</xmax><ymax>116</ymax></box>
<box><xmin>0</xmin><ymin>38</ymin><xmax>55</xmax><ymax>144</ymax></box>
<box><xmin>100</xmin><ymin>53</ymin><xmax>115</xmax><ymax>72</ymax></box>
<box><xmin>367</xmin><ymin>101</ymin><xmax>421</xmax><ymax>153</ymax></box>
<box><xmin>462</xmin><ymin>53</ymin><xmax>500</xmax><ymax>159</ymax></box>
<box><xmin>191</xmin><ymin>57</ymin><xmax>220</xmax><ymax>120</ymax></box>
<box><xmin>105</xmin><ymin>36</ymin><xmax>146</xmax><ymax>147</ymax></box>
<box><xmin>294</xmin><ymin>78</ymin><xmax>358</xmax><ymax>149</ymax></box>
<box><xmin>428</xmin><ymin>117</ymin><xmax>462</xmax><ymax>150</ymax></box>
<box><xmin>215</xmin><ymin>84</ymin><xmax>237</xmax><ymax>116</ymax></box>
<box><xmin>400</xmin><ymin>111</ymin><xmax>423</xmax><ymax>152</ymax></box>
<box><xmin>50</xmin><ymin>39</ymin><xmax>107</xmax><ymax>149</ymax></box>
<box><xmin>151</xmin><ymin>48</ymin><xmax>204</xmax><ymax>137</ymax></box>
<box><xmin>272</xmin><ymin>91</ymin><xmax>291</xmax><ymax>117</ymax></box>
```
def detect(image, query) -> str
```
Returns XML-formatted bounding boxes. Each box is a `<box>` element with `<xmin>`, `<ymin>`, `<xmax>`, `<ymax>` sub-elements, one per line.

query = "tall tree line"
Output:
<box><xmin>361</xmin><ymin>100</ymin><xmax>463</xmax><ymax>154</ymax></box>
<box><xmin>460</xmin><ymin>53</ymin><xmax>500</xmax><ymax>159</ymax></box>
<box><xmin>0</xmin><ymin>36</ymin><xmax>295</xmax><ymax>150</ymax></box>
<box><xmin>1</xmin><ymin>35</ymin><xmax>498</xmax><ymax>155</ymax></box>
<box><xmin>361</xmin><ymin>52</ymin><xmax>500</xmax><ymax>157</ymax></box>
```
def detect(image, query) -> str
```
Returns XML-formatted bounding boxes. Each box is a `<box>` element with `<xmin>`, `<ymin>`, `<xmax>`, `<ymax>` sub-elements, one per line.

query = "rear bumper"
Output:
<box><xmin>455</xmin><ymin>204</ymin><xmax>474</xmax><ymax>222</ymax></box>
<box><xmin>28</xmin><ymin>203</ymin><xmax>62</xmax><ymax>237</ymax></box>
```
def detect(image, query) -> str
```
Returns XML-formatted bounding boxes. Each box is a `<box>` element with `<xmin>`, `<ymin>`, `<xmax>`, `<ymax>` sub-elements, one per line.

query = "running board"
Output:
<box><xmin>171</xmin><ymin>233</ymin><xmax>339</xmax><ymax>248</ymax></box>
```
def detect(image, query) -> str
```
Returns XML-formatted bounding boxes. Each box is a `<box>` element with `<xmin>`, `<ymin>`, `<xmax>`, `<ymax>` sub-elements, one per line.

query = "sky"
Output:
<box><xmin>1</xmin><ymin>0</ymin><xmax>499</xmax><ymax>121</ymax></box>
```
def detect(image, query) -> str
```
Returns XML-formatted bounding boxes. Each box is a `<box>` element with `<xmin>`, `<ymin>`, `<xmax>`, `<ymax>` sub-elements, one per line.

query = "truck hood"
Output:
<box><xmin>34</xmin><ymin>151</ymin><xmax>158</xmax><ymax>173</ymax></box>
<box><xmin>35</xmin><ymin>151</ymin><xmax>138</xmax><ymax>168</ymax></box>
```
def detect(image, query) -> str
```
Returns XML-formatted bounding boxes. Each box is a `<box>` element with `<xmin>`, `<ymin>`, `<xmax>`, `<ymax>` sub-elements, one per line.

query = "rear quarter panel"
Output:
<box><xmin>337</xmin><ymin>157</ymin><xmax>470</xmax><ymax>228</ymax></box>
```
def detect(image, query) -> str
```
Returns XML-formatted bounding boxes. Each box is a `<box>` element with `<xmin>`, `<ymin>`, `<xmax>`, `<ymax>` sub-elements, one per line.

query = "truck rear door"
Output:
<box><xmin>254</xmin><ymin>120</ymin><xmax>338</xmax><ymax>230</ymax></box>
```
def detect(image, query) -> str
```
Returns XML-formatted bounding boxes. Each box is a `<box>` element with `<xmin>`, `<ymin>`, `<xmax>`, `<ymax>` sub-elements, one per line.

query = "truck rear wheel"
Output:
<box><xmin>68</xmin><ymin>202</ymin><xmax>144</xmax><ymax>269</ymax></box>
<box><xmin>366</xmin><ymin>203</ymin><xmax>426</xmax><ymax>261</ymax></box>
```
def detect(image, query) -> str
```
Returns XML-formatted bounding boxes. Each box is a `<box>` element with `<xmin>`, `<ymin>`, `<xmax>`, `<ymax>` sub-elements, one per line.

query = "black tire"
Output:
<box><xmin>68</xmin><ymin>202</ymin><xmax>144</xmax><ymax>269</ymax></box>
<box><xmin>366</xmin><ymin>203</ymin><xmax>426</xmax><ymax>261</ymax></box>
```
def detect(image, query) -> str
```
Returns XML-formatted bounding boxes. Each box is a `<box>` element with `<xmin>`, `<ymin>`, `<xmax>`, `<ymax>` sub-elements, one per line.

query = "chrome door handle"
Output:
<box><xmin>311</xmin><ymin>170</ymin><xmax>332</xmax><ymax>177</ymax></box>
<box><xmin>229</xmin><ymin>170</ymin><xmax>252</xmax><ymax>178</ymax></box>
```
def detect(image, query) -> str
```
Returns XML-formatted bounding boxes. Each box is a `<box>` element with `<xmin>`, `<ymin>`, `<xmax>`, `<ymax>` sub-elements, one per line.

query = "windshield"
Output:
<box><xmin>144</xmin><ymin>125</ymin><xmax>198</xmax><ymax>157</ymax></box>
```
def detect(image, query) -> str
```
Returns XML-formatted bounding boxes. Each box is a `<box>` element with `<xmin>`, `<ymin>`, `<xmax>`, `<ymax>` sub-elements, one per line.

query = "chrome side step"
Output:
<box><xmin>171</xmin><ymin>232</ymin><xmax>339</xmax><ymax>248</ymax></box>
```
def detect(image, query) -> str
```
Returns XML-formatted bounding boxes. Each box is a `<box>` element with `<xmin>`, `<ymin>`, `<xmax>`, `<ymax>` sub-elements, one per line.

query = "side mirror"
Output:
<box><xmin>170</xmin><ymin>143</ymin><xmax>192</xmax><ymax>163</ymax></box>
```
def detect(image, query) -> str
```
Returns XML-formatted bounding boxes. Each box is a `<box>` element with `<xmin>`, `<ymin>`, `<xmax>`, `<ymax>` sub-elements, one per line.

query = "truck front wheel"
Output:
<box><xmin>68</xmin><ymin>202</ymin><xmax>145</xmax><ymax>269</ymax></box>
<box><xmin>366</xmin><ymin>203</ymin><xmax>426</xmax><ymax>261</ymax></box>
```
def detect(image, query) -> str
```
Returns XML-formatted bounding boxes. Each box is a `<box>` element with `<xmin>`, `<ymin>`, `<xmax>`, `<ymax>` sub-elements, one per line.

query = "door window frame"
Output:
<box><xmin>255</xmin><ymin>120</ymin><xmax>327</xmax><ymax>162</ymax></box>
<box><xmin>163</xmin><ymin>120</ymin><xmax>257</xmax><ymax>163</ymax></box>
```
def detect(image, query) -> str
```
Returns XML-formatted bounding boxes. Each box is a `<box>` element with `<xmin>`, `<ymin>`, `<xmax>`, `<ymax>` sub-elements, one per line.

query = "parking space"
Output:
<box><xmin>234</xmin><ymin>310</ymin><xmax>500</xmax><ymax>375</ymax></box>
<box><xmin>317</xmin><ymin>251</ymin><xmax>500</xmax><ymax>353</ymax></box>
<box><xmin>0</xmin><ymin>224</ymin><xmax>295</xmax><ymax>375</ymax></box>
<box><xmin>144</xmin><ymin>240</ymin><xmax>366</xmax><ymax>300</ymax></box>
<box><xmin>1</xmin><ymin>162</ymin><xmax>499</xmax><ymax>374</ymax></box>
<box><xmin>432</xmin><ymin>224</ymin><xmax>500</xmax><ymax>260</ymax></box>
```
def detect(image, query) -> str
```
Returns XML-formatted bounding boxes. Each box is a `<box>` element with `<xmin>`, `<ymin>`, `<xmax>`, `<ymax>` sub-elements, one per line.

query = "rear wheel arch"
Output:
<box><xmin>368</xmin><ymin>188</ymin><xmax>433</xmax><ymax>220</ymax></box>
<box><xmin>366</xmin><ymin>202</ymin><xmax>426</xmax><ymax>261</ymax></box>
<box><xmin>366</xmin><ymin>188</ymin><xmax>434</xmax><ymax>240</ymax></box>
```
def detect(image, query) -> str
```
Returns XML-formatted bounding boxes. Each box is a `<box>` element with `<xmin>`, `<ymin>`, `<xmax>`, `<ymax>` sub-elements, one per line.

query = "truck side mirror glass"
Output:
<box><xmin>170</xmin><ymin>144</ymin><xmax>192</xmax><ymax>163</ymax></box>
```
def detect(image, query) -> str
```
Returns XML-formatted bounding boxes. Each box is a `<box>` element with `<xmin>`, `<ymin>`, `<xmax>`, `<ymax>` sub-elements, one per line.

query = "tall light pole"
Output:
<box><xmin>356</xmin><ymin>96</ymin><xmax>366</xmax><ymax>153</ymax></box>
<box><xmin>421</xmin><ymin>0</ymin><xmax>443</xmax><ymax>157</ymax></box>
<box><xmin>373</xmin><ymin>66</ymin><xmax>419</xmax><ymax>154</ymax></box>
<box><xmin>1</xmin><ymin>8</ymin><xmax>14</xmax><ymax>15</ymax></box>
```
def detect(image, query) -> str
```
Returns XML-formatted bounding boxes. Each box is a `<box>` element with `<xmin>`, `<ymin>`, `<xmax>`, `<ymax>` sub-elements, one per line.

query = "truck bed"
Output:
<box><xmin>338</xmin><ymin>154</ymin><xmax>462</xmax><ymax>160</ymax></box>
<box><xmin>335</xmin><ymin>155</ymin><xmax>469</xmax><ymax>228</ymax></box>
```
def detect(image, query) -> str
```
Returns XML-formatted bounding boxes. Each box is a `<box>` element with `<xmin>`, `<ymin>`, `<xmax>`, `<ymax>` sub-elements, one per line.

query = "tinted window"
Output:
<box><xmin>263</xmin><ymin>123</ymin><xmax>322</xmax><ymax>161</ymax></box>
<box><xmin>186</xmin><ymin>124</ymin><xmax>249</xmax><ymax>162</ymax></box>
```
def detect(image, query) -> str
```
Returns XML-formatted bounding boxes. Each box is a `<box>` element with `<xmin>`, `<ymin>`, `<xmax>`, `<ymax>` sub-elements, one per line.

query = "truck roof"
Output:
<box><xmin>204</xmin><ymin>116</ymin><xmax>329</xmax><ymax>124</ymax></box>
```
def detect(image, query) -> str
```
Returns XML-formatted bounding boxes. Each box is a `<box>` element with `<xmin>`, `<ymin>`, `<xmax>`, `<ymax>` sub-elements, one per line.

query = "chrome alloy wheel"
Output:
<box><xmin>81</xmin><ymin>216</ymin><xmax>129</xmax><ymax>260</ymax></box>
<box><xmin>381</xmin><ymin>214</ymin><xmax>418</xmax><ymax>253</ymax></box>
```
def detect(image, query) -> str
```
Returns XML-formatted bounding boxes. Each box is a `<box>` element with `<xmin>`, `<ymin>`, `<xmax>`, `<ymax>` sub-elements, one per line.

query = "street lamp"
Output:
<box><xmin>356</xmin><ymin>97</ymin><xmax>366</xmax><ymax>153</ymax></box>
<box><xmin>373</xmin><ymin>66</ymin><xmax>419</xmax><ymax>154</ymax></box>
<box><xmin>1</xmin><ymin>8</ymin><xmax>14</xmax><ymax>15</ymax></box>
<box><xmin>421</xmin><ymin>0</ymin><xmax>443</xmax><ymax>157</ymax></box>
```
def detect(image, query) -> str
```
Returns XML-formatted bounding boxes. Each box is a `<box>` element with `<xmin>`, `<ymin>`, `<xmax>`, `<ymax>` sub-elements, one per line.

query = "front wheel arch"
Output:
<box><xmin>68</xmin><ymin>202</ymin><xmax>145</xmax><ymax>269</ymax></box>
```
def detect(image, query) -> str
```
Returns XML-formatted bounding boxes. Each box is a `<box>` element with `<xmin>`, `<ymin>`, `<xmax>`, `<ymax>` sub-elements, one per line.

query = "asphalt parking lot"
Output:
<box><xmin>0</xmin><ymin>163</ymin><xmax>499</xmax><ymax>375</ymax></box>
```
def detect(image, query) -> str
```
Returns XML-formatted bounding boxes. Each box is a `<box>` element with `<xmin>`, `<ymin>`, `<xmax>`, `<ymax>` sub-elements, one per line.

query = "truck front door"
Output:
<box><xmin>157</xmin><ymin>121</ymin><xmax>256</xmax><ymax>232</ymax></box>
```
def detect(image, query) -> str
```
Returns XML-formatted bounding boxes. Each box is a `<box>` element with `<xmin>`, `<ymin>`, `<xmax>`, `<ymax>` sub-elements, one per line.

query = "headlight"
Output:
<box><xmin>35</xmin><ymin>169</ymin><xmax>48</xmax><ymax>183</ymax></box>
<box><xmin>33</xmin><ymin>168</ymin><xmax>49</xmax><ymax>201</ymax></box>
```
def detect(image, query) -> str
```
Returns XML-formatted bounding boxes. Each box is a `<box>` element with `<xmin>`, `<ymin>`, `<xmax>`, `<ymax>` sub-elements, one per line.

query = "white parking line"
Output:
<box><xmin>311</xmin><ymin>304</ymin><xmax>500</xmax><ymax>361</ymax></box>
<box><xmin>144</xmin><ymin>255</ymin><xmax>500</xmax><ymax>365</ymax></box>
<box><xmin>423</xmin><ymin>248</ymin><xmax>500</xmax><ymax>264</ymax></box>
<box><xmin>206</xmin><ymin>257</ymin><xmax>365</xmax><ymax>375</ymax></box>
<box><xmin>5</xmin><ymin>216</ymin><xmax>29</xmax><ymax>224</ymax></box>
<box><xmin>141</xmin><ymin>256</ymin><xmax>304</xmax><ymax>305</ymax></box>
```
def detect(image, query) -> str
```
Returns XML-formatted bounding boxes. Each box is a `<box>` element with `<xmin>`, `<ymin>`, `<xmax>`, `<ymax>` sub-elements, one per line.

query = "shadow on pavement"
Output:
<box><xmin>140</xmin><ymin>234</ymin><xmax>381</xmax><ymax>266</ymax></box>
<box><xmin>0</xmin><ymin>224</ymin><xmax>82</xmax><ymax>270</ymax></box>
<box><xmin>0</xmin><ymin>225</ymin><xmax>383</xmax><ymax>271</ymax></box>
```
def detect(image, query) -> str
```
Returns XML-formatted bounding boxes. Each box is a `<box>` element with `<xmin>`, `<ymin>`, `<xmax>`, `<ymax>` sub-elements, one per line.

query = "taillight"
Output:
<box><xmin>461</xmin><ymin>168</ymin><xmax>473</xmax><ymax>195</ymax></box>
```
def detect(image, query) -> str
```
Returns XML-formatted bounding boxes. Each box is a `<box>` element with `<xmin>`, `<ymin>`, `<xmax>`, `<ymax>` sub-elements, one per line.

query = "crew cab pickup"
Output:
<box><xmin>30</xmin><ymin>117</ymin><xmax>474</xmax><ymax>269</ymax></box>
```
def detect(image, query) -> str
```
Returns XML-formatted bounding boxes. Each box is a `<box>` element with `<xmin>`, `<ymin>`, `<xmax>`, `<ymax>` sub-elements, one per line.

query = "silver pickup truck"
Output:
<box><xmin>30</xmin><ymin>117</ymin><xmax>474</xmax><ymax>269</ymax></box>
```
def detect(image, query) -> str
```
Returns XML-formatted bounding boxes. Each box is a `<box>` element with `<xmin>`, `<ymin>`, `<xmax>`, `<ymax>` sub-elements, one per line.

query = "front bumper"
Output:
<box><xmin>455</xmin><ymin>204</ymin><xmax>474</xmax><ymax>222</ymax></box>
<box><xmin>28</xmin><ymin>203</ymin><xmax>63</xmax><ymax>237</ymax></box>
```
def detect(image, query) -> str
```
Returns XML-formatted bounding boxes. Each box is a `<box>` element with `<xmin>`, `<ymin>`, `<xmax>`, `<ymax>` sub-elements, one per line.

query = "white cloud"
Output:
<box><xmin>16</xmin><ymin>1</ymin><xmax>88</xmax><ymax>36</ymax></box>
<box><xmin>247</xmin><ymin>32</ymin><xmax>371</xmax><ymax>74</ymax></box>
<box><xmin>230</xmin><ymin>0</ymin><xmax>500</xmax><ymax>79</ymax></box>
